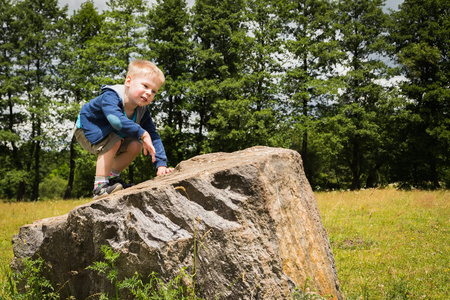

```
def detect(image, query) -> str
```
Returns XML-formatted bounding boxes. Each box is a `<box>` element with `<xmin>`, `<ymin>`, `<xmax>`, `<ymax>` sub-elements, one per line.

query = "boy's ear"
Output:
<box><xmin>125</xmin><ymin>75</ymin><xmax>132</xmax><ymax>87</ymax></box>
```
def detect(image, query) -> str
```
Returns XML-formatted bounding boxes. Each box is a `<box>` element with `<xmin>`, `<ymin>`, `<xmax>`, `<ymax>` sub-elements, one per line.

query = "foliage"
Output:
<box><xmin>14</xmin><ymin>0</ymin><xmax>68</xmax><ymax>201</ymax></box>
<box><xmin>87</xmin><ymin>245</ymin><xmax>200</xmax><ymax>300</ymax></box>
<box><xmin>146</xmin><ymin>0</ymin><xmax>194</xmax><ymax>164</ymax></box>
<box><xmin>280</xmin><ymin>0</ymin><xmax>341</xmax><ymax>182</ymax></box>
<box><xmin>38</xmin><ymin>176</ymin><xmax>68</xmax><ymax>200</ymax></box>
<box><xmin>87</xmin><ymin>245</ymin><xmax>121</xmax><ymax>299</ymax></box>
<box><xmin>389</xmin><ymin>0</ymin><xmax>450</xmax><ymax>189</ymax></box>
<box><xmin>1</xmin><ymin>256</ymin><xmax>59</xmax><ymax>299</ymax></box>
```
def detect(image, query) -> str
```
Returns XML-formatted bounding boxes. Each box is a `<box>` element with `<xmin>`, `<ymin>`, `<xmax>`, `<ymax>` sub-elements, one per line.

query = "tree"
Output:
<box><xmin>146</xmin><ymin>0</ymin><xmax>194</xmax><ymax>164</ymax></box>
<box><xmin>0</xmin><ymin>0</ymin><xmax>27</xmax><ymax>199</ymax></box>
<box><xmin>14</xmin><ymin>0</ymin><xmax>67</xmax><ymax>200</ymax></box>
<box><xmin>280</xmin><ymin>0</ymin><xmax>340</xmax><ymax>181</ymax></box>
<box><xmin>324</xmin><ymin>0</ymin><xmax>393</xmax><ymax>190</ymax></box>
<box><xmin>206</xmin><ymin>0</ymin><xmax>284</xmax><ymax>152</ymax></box>
<box><xmin>89</xmin><ymin>0</ymin><xmax>148</xmax><ymax>84</ymax></box>
<box><xmin>191</xmin><ymin>0</ymin><xmax>246</xmax><ymax>153</ymax></box>
<box><xmin>57</xmin><ymin>0</ymin><xmax>104</xmax><ymax>198</ymax></box>
<box><xmin>390</xmin><ymin>0</ymin><xmax>450</xmax><ymax>188</ymax></box>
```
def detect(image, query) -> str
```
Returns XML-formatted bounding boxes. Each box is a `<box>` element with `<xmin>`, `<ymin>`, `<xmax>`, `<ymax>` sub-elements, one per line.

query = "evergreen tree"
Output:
<box><xmin>57</xmin><ymin>0</ymin><xmax>104</xmax><ymax>198</ymax></box>
<box><xmin>14</xmin><ymin>0</ymin><xmax>67</xmax><ymax>200</ymax></box>
<box><xmin>0</xmin><ymin>0</ymin><xmax>27</xmax><ymax>199</ymax></box>
<box><xmin>390</xmin><ymin>0</ymin><xmax>450</xmax><ymax>188</ymax></box>
<box><xmin>207</xmin><ymin>0</ymin><xmax>282</xmax><ymax>152</ymax></box>
<box><xmin>324</xmin><ymin>0</ymin><xmax>393</xmax><ymax>189</ymax></box>
<box><xmin>89</xmin><ymin>0</ymin><xmax>148</xmax><ymax>85</ymax></box>
<box><xmin>280</xmin><ymin>0</ymin><xmax>339</xmax><ymax>182</ymax></box>
<box><xmin>191</xmin><ymin>0</ymin><xmax>246</xmax><ymax>153</ymax></box>
<box><xmin>146</xmin><ymin>0</ymin><xmax>194</xmax><ymax>164</ymax></box>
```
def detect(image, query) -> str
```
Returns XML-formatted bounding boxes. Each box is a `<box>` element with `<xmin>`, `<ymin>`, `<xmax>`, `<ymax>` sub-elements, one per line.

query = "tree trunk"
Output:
<box><xmin>350</xmin><ymin>139</ymin><xmax>361</xmax><ymax>190</ymax></box>
<box><xmin>128</xmin><ymin>163</ymin><xmax>134</xmax><ymax>184</ymax></box>
<box><xmin>301</xmin><ymin>97</ymin><xmax>308</xmax><ymax>178</ymax></box>
<box><xmin>64</xmin><ymin>135</ymin><xmax>76</xmax><ymax>199</ymax></box>
<box><xmin>32</xmin><ymin>138</ymin><xmax>41</xmax><ymax>201</ymax></box>
<box><xmin>366</xmin><ymin>163</ymin><xmax>382</xmax><ymax>188</ymax></box>
<box><xmin>429</xmin><ymin>158</ymin><xmax>440</xmax><ymax>189</ymax></box>
<box><xmin>197</xmin><ymin>98</ymin><xmax>205</xmax><ymax>154</ymax></box>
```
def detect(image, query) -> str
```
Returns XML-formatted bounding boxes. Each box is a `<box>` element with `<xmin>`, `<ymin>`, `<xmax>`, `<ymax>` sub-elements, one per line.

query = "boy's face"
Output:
<box><xmin>124</xmin><ymin>72</ymin><xmax>163</xmax><ymax>108</ymax></box>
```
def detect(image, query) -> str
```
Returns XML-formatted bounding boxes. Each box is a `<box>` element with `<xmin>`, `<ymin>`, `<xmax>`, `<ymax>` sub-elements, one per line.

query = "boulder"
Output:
<box><xmin>12</xmin><ymin>146</ymin><xmax>341</xmax><ymax>299</ymax></box>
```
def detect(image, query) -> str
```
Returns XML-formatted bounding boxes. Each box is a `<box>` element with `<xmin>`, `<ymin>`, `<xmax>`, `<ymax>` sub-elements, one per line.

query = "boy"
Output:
<box><xmin>74</xmin><ymin>59</ymin><xmax>173</xmax><ymax>199</ymax></box>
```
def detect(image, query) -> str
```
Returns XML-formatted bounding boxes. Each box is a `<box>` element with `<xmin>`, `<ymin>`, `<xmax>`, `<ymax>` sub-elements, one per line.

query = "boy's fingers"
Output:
<box><xmin>150</xmin><ymin>148</ymin><xmax>156</xmax><ymax>162</ymax></box>
<box><xmin>145</xmin><ymin>144</ymin><xmax>156</xmax><ymax>162</ymax></box>
<box><xmin>156</xmin><ymin>166</ymin><xmax>173</xmax><ymax>176</ymax></box>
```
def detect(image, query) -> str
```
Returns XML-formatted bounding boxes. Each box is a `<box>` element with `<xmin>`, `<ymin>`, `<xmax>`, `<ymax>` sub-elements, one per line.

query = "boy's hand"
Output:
<box><xmin>157</xmin><ymin>166</ymin><xmax>174</xmax><ymax>176</ymax></box>
<box><xmin>140</xmin><ymin>132</ymin><xmax>156</xmax><ymax>162</ymax></box>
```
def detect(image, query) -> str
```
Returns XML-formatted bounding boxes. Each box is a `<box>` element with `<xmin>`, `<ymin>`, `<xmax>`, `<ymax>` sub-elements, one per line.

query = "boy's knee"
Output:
<box><xmin>128</xmin><ymin>140</ymin><xmax>143</xmax><ymax>154</ymax></box>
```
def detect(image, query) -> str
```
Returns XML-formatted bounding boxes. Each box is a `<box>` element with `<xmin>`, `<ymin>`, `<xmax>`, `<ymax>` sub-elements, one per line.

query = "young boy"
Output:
<box><xmin>74</xmin><ymin>59</ymin><xmax>173</xmax><ymax>199</ymax></box>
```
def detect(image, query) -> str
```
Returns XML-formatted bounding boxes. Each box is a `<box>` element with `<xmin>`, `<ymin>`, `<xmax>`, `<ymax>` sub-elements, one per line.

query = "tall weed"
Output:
<box><xmin>87</xmin><ymin>245</ymin><xmax>200</xmax><ymax>300</ymax></box>
<box><xmin>0</xmin><ymin>256</ymin><xmax>59</xmax><ymax>300</ymax></box>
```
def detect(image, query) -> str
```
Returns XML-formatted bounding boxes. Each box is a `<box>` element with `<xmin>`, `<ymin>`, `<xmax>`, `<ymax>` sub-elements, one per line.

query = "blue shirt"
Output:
<box><xmin>78</xmin><ymin>85</ymin><xmax>168</xmax><ymax>169</ymax></box>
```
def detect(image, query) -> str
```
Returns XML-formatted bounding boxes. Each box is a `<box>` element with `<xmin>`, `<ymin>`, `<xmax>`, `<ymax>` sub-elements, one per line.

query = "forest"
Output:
<box><xmin>0</xmin><ymin>0</ymin><xmax>448</xmax><ymax>201</ymax></box>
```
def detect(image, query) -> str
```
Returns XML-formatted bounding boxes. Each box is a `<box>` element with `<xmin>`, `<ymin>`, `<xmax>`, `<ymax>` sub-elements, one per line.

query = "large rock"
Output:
<box><xmin>12</xmin><ymin>146</ymin><xmax>341</xmax><ymax>299</ymax></box>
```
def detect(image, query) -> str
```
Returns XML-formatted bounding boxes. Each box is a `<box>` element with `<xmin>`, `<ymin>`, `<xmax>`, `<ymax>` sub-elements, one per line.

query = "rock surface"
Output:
<box><xmin>12</xmin><ymin>146</ymin><xmax>341</xmax><ymax>299</ymax></box>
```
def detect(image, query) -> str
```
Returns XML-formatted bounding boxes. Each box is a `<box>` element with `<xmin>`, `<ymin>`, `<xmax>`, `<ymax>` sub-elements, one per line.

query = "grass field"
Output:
<box><xmin>0</xmin><ymin>189</ymin><xmax>449</xmax><ymax>299</ymax></box>
<box><xmin>316</xmin><ymin>189</ymin><xmax>449</xmax><ymax>299</ymax></box>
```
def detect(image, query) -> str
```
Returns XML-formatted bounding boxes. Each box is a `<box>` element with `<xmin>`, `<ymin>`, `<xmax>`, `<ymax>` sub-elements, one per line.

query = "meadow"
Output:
<box><xmin>316</xmin><ymin>189</ymin><xmax>449</xmax><ymax>299</ymax></box>
<box><xmin>0</xmin><ymin>189</ymin><xmax>448</xmax><ymax>299</ymax></box>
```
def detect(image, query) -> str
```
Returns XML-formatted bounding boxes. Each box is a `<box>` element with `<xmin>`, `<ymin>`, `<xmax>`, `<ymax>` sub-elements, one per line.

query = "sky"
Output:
<box><xmin>58</xmin><ymin>0</ymin><xmax>194</xmax><ymax>12</ymax></box>
<box><xmin>59</xmin><ymin>0</ymin><xmax>404</xmax><ymax>14</ymax></box>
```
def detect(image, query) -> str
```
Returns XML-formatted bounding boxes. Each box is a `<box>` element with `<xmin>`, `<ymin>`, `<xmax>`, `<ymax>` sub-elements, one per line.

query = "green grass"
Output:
<box><xmin>316</xmin><ymin>188</ymin><xmax>449</xmax><ymax>299</ymax></box>
<box><xmin>1</xmin><ymin>189</ymin><xmax>449</xmax><ymax>299</ymax></box>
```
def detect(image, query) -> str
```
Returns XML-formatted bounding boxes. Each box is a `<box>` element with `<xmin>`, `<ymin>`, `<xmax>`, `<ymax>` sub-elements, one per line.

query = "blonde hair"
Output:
<box><xmin>126</xmin><ymin>59</ymin><xmax>165</xmax><ymax>85</ymax></box>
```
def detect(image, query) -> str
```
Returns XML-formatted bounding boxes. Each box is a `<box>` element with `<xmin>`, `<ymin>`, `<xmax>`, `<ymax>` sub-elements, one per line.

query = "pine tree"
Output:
<box><xmin>89</xmin><ymin>0</ymin><xmax>148</xmax><ymax>84</ymax></box>
<box><xmin>0</xmin><ymin>0</ymin><xmax>27</xmax><ymax>199</ymax></box>
<box><xmin>57</xmin><ymin>0</ymin><xmax>104</xmax><ymax>198</ymax></box>
<box><xmin>390</xmin><ymin>0</ymin><xmax>450</xmax><ymax>188</ymax></box>
<box><xmin>146</xmin><ymin>0</ymin><xmax>194</xmax><ymax>164</ymax></box>
<box><xmin>14</xmin><ymin>0</ymin><xmax>68</xmax><ymax>200</ymax></box>
<box><xmin>328</xmin><ymin>0</ymin><xmax>392</xmax><ymax>189</ymax></box>
<box><xmin>191</xmin><ymin>0</ymin><xmax>246</xmax><ymax>153</ymax></box>
<box><xmin>207</xmin><ymin>0</ymin><xmax>284</xmax><ymax>152</ymax></box>
<box><xmin>280</xmin><ymin>0</ymin><xmax>339</xmax><ymax>181</ymax></box>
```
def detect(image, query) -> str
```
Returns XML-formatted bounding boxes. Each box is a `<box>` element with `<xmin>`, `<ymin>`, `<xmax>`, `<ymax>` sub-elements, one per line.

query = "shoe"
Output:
<box><xmin>109</xmin><ymin>176</ymin><xmax>135</xmax><ymax>189</ymax></box>
<box><xmin>93</xmin><ymin>182</ymin><xmax>123</xmax><ymax>199</ymax></box>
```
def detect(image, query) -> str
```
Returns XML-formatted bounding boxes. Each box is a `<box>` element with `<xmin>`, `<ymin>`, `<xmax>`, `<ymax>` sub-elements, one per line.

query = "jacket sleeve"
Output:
<box><xmin>101</xmin><ymin>91</ymin><xmax>146</xmax><ymax>140</ymax></box>
<box><xmin>140</xmin><ymin>108</ymin><xmax>168</xmax><ymax>169</ymax></box>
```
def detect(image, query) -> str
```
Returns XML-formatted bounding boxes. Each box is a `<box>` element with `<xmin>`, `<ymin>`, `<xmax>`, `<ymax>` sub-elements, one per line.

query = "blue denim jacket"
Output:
<box><xmin>78</xmin><ymin>85</ymin><xmax>168</xmax><ymax>169</ymax></box>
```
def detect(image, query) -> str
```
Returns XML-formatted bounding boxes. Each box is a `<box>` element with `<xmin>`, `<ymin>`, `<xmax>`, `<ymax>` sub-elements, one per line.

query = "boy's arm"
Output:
<box><xmin>102</xmin><ymin>91</ymin><xmax>146</xmax><ymax>139</ymax></box>
<box><xmin>141</xmin><ymin>131</ymin><xmax>173</xmax><ymax>175</ymax></box>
